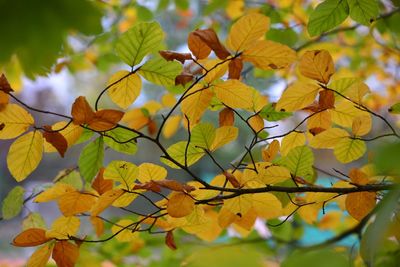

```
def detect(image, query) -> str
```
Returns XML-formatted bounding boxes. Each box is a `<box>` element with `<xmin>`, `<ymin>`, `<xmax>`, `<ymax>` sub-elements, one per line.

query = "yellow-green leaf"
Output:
<box><xmin>213</xmin><ymin>80</ymin><xmax>254</xmax><ymax>109</ymax></box>
<box><xmin>226</xmin><ymin>13</ymin><xmax>270</xmax><ymax>52</ymax></box>
<box><xmin>210</xmin><ymin>126</ymin><xmax>238</xmax><ymax>151</ymax></box>
<box><xmin>334</xmin><ymin>137</ymin><xmax>366</xmax><ymax>163</ymax></box>
<box><xmin>252</xmin><ymin>193</ymin><xmax>283</xmax><ymax>219</ymax></box>
<box><xmin>309</xmin><ymin>128</ymin><xmax>349</xmax><ymax>149</ymax></box>
<box><xmin>104</xmin><ymin>160</ymin><xmax>138</xmax><ymax>190</ymax></box>
<box><xmin>7</xmin><ymin>131</ymin><xmax>43</xmax><ymax>182</ymax></box>
<box><xmin>0</xmin><ymin>104</ymin><xmax>34</xmax><ymax>139</ymax></box>
<box><xmin>107</xmin><ymin>71</ymin><xmax>142</xmax><ymax>109</ymax></box>
<box><xmin>276</xmin><ymin>82</ymin><xmax>320</xmax><ymax>112</ymax></box>
<box><xmin>191</xmin><ymin>122</ymin><xmax>216</xmax><ymax>150</ymax></box>
<box><xmin>138</xmin><ymin>163</ymin><xmax>167</xmax><ymax>183</ymax></box>
<box><xmin>280</xmin><ymin>132</ymin><xmax>306</xmax><ymax>156</ymax></box>
<box><xmin>282</xmin><ymin>145</ymin><xmax>314</xmax><ymax>180</ymax></box>
<box><xmin>138</xmin><ymin>57</ymin><xmax>182</xmax><ymax>86</ymax></box>
<box><xmin>46</xmin><ymin>216</ymin><xmax>80</xmax><ymax>239</ymax></box>
<box><xmin>257</xmin><ymin>166</ymin><xmax>292</xmax><ymax>185</ymax></box>
<box><xmin>161</xmin><ymin>141</ymin><xmax>205</xmax><ymax>169</ymax></box>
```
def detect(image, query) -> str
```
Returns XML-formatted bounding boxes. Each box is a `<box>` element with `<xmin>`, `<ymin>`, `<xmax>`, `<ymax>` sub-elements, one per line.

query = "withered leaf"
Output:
<box><xmin>175</xmin><ymin>73</ymin><xmax>194</xmax><ymax>86</ymax></box>
<box><xmin>228</xmin><ymin>57</ymin><xmax>243</xmax><ymax>79</ymax></box>
<box><xmin>193</xmin><ymin>29</ymin><xmax>231</xmax><ymax>60</ymax></box>
<box><xmin>219</xmin><ymin>108</ymin><xmax>234</xmax><ymax>127</ymax></box>
<box><xmin>92</xmin><ymin>168</ymin><xmax>113</xmax><ymax>195</ymax></box>
<box><xmin>0</xmin><ymin>74</ymin><xmax>13</xmax><ymax>93</ymax></box>
<box><xmin>318</xmin><ymin>90</ymin><xmax>335</xmax><ymax>110</ymax></box>
<box><xmin>165</xmin><ymin>231</ymin><xmax>177</xmax><ymax>250</ymax></box>
<box><xmin>71</xmin><ymin>96</ymin><xmax>95</xmax><ymax>125</ymax></box>
<box><xmin>89</xmin><ymin>109</ymin><xmax>124</xmax><ymax>131</ymax></box>
<box><xmin>188</xmin><ymin>32</ymin><xmax>212</xmax><ymax>59</ymax></box>
<box><xmin>52</xmin><ymin>241</ymin><xmax>80</xmax><ymax>267</ymax></box>
<box><xmin>43</xmin><ymin>125</ymin><xmax>68</xmax><ymax>157</ymax></box>
<box><xmin>159</xmin><ymin>50</ymin><xmax>192</xmax><ymax>64</ymax></box>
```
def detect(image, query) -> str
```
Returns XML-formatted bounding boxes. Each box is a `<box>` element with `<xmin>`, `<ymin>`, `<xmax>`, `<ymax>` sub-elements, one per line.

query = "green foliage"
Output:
<box><xmin>1</xmin><ymin>185</ymin><xmax>24</xmax><ymax>219</ymax></box>
<box><xmin>348</xmin><ymin>0</ymin><xmax>379</xmax><ymax>25</ymax></box>
<box><xmin>282</xmin><ymin>248</ymin><xmax>350</xmax><ymax>267</ymax></box>
<box><xmin>104</xmin><ymin>127</ymin><xmax>138</xmax><ymax>155</ymax></box>
<box><xmin>78</xmin><ymin>137</ymin><xmax>104</xmax><ymax>182</ymax></box>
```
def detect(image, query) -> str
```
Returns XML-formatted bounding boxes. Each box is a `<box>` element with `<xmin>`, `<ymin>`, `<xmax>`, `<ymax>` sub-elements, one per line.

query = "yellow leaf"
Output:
<box><xmin>201</xmin><ymin>58</ymin><xmax>230</xmax><ymax>83</ymax></box>
<box><xmin>299</xmin><ymin>50</ymin><xmax>335</xmax><ymax>84</ymax></box>
<box><xmin>226</xmin><ymin>13</ymin><xmax>270</xmax><ymax>52</ymax></box>
<box><xmin>307</xmin><ymin>110</ymin><xmax>332</xmax><ymax>130</ymax></box>
<box><xmin>0</xmin><ymin>104</ymin><xmax>34</xmax><ymax>139</ymax></box>
<box><xmin>346</xmin><ymin>192</ymin><xmax>376</xmax><ymax>221</ymax></box>
<box><xmin>213</xmin><ymin>80</ymin><xmax>254</xmax><ymax>109</ymax></box>
<box><xmin>262</xmin><ymin>140</ymin><xmax>280</xmax><ymax>162</ymax></box>
<box><xmin>107</xmin><ymin>71</ymin><xmax>142</xmax><ymax>109</ymax></box>
<box><xmin>104</xmin><ymin>160</ymin><xmax>138</xmax><ymax>190</ymax></box>
<box><xmin>90</xmin><ymin>216</ymin><xmax>104</xmax><ymax>237</ymax></box>
<box><xmin>309</xmin><ymin>128</ymin><xmax>349</xmax><ymax>149</ymax></box>
<box><xmin>7</xmin><ymin>131</ymin><xmax>43</xmax><ymax>182</ymax></box>
<box><xmin>330</xmin><ymin>78</ymin><xmax>370</xmax><ymax>104</ymax></box>
<box><xmin>257</xmin><ymin>166</ymin><xmax>291</xmax><ymax>185</ymax></box>
<box><xmin>35</xmin><ymin>183</ymin><xmax>76</xmax><ymax>203</ymax></box>
<box><xmin>225</xmin><ymin>0</ymin><xmax>244</xmax><ymax>19</ymax></box>
<box><xmin>248</xmin><ymin>115</ymin><xmax>264</xmax><ymax>133</ymax></box>
<box><xmin>91</xmin><ymin>189</ymin><xmax>125</xmax><ymax>216</ymax></box>
<box><xmin>181</xmin><ymin>84</ymin><xmax>213</xmax><ymax>123</ymax></box>
<box><xmin>210</xmin><ymin>126</ymin><xmax>238</xmax><ymax>151</ymax></box>
<box><xmin>224</xmin><ymin>194</ymin><xmax>253</xmax><ymax>215</ymax></box>
<box><xmin>252</xmin><ymin>193</ymin><xmax>283</xmax><ymax>219</ymax></box>
<box><xmin>111</xmin><ymin>219</ymin><xmax>139</xmax><ymax>242</ymax></box>
<box><xmin>167</xmin><ymin>192</ymin><xmax>195</xmax><ymax>218</ymax></box>
<box><xmin>44</xmin><ymin>121</ymin><xmax>83</xmax><ymax>153</ymax></box>
<box><xmin>242</xmin><ymin>40</ymin><xmax>296</xmax><ymax>70</ymax></box>
<box><xmin>27</xmin><ymin>244</ymin><xmax>52</xmax><ymax>267</ymax></box>
<box><xmin>138</xmin><ymin>163</ymin><xmax>167</xmax><ymax>183</ymax></box>
<box><xmin>334</xmin><ymin>138</ymin><xmax>366</xmax><ymax>163</ymax></box>
<box><xmin>161</xmin><ymin>93</ymin><xmax>177</xmax><ymax>108</ymax></box>
<box><xmin>162</xmin><ymin>115</ymin><xmax>181</xmax><ymax>138</ymax></box>
<box><xmin>280</xmin><ymin>132</ymin><xmax>306</xmax><ymax>156</ymax></box>
<box><xmin>182</xmin><ymin>208</ymin><xmax>222</xmax><ymax>242</ymax></box>
<box><xmin>276</xmin><ymin>82</ymin><xmax>320</xmax><ymax>112</ymax></box>
<box><xmin>58</xmin><ymin>191</ymin><xmax>97</xmax><ymax>216</ymax></box>
<box><xmin>111</xmin><ymin>192</ymin><xmax>138</xmax><ymax>207</ymax></box>
<box><xmin>143</xmin><ymin>100</ymin><xmax>162</xmax><ymax>116</ymax></box>
<box><xmin>46</xmin><ymin>216</ymin><xmax>80</xmax><ymax>239</ymax></box>
<box><xmin>352</xmin><ymin>115</ymin><xmax>372</xmax><ymax>136</ymax></box>
<box><xmin>331</xmin><ymin>101</ymin><xmax>368</xmax><ymax>127</ymax></box>
<box><xmin>121</xmin><ymin>108</ymin><xmax>150</xmax><ymax>130</ymax></box>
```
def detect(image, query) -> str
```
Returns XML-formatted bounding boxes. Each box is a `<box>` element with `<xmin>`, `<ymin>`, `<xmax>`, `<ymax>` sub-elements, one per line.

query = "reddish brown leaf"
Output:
<box><xmin>147</xmin><ymin>119</ymin><xmax>157</xmax><ymax>135</ymax></box>
<box><xmin>219</xmin><ymin>108</ymin><xmax>234</xmax><ymax>127</ymax></box>
<box><xmin>0</xmin><ymin>123</ymin><xmax>4</xmax><ymax>131</ymax></box>
<box><xmin>0</xmin><ymin>74</ymin><xmax>13</xmax><ymax>93</ymax></box>
<box><xmin>43</xmin><ymin>125</ymin><xmax>68</xmax><ymax>157</ymax></box>
<box><xmin>228</xmin><ymin>57</ymin><xmax>243</xmax><ymax>79</ymax></box>
<box><xmin>188</xmin><ymin>32</ymin><xmax>212</xmax><ymax>59</ymax></box>
<box><xmin>309</xmin><ymin>127</ymin><xmax>326</xmax><ymax>136</ymax></box>
<box><xmin>165</xmin><ymin>231</ymin><xmax>177</xmax><ymax>250</ymax></box>
<box><xmin>92</xmin><ymin>168</ymin><xmax>113</xmax><ymax>195</ymax></box>
<box><xmin>193</xmin><ymin>29</ymin><xmax>231</xmax><ymax>60</ymax></box>
<box><xmin>223</xmin><ymin>171</ymin><xmax>240</xmax><ymax>188</ymax></box>
<box><xmin>318</xmin><ymin>90</ymin><xmax>335</xmax><ymax>110</ymax></box>
<box><xmin>12</xmin><ymin>228</ymin><xmax>52</xmax><ymax>247</ymax></box>
<box><xmin>133</xmin><ymin>181</ymin><xmax>162</xmax><ymax>193</ymax></box>
<box><xmin>159</xmin><ymin>50</ymin><xmax>192</xmax><ymax>64</ymax></box>
<box><xmin>52</xmin><ymin>241</ymin><xmax>80</xmax><ymax>267</ymax></box>
<box><xmin>155</xmin><ymin>179</ymin><xmax>195</xmax><ymax>192</ymax></box>
<box><xmin>175</xmin><ymin>73</ymin><xmax>194</xmax><ymax>86</ymax></box>
<box><xmin>89</xmin><ymin>109</ymin><xmax>124</xmax><ymax>131</ymax></box>
<box><xmin>71</xmin><ymin>96</ymin><xmax>95</xmax><ymax>125</ymax></box>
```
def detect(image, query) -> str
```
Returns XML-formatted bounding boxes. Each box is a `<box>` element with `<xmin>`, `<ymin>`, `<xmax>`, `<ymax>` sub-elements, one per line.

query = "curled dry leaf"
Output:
<box><xmin>0</xmin><ymin>73</ymin><xmax>13</xmax><ymax>93</ymax></box>
<box><xmin>175</xmin><ymin>72</ymin><xmax>194</xmax><ymax>86</ymax></box>
<box><xmin>42</xmin><ymin>125</ymin><xmax>68</xmax><ymax>157</ymax></box>
<box><xmin>52</xmin><ymin>241</ymin><xmax>80</xmax><ymax>267</ymax></box>
<box><xmin>159</xmin><ymin>50</ymin><xmax>192</xmax><ymax>64</ymax></box>
<box><xmin>187</xmin><ymin>31</ymin><xmax>212</xmax><ymax>59</ymax></box>
<box><xmin>318</xmin><ymin>90</ymin><xmax>335</xmax><ymax>110</ymax></box>
<box><xmin>193</xmin><ymin>29</ymin><xmax>230</xmax><ymax>60</ymax></box>
<box><xmin>165</xmin><ymin>231</ymin><xmax>177</xmax><ymax>250</ymax></box>
<box><xmin>71</xmin><ymin>96</ymin><xmax>95</xmax><ymax>125</ymax></box>
<box><xmin>228</xmin><ymin>57</ymin><xmax>243</xmax><ymax>79</ymax></box>
<box><xmin>89</xmin><ymin>109</ymin><xmax>125</xmax><ymax>131</ymax></box>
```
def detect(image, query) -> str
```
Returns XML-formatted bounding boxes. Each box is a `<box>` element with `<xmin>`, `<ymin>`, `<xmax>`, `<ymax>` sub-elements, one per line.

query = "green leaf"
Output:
<box><xmin>78</xmin><ymin>137</ymin><xmax>104</xmax><ymax>182</ymax></box>
<box><xmin>2</xmin><ymin>186</ymin><xmax>25</xmax><ymax>220</ymax></box>
<box><xmin>104</xmin><ymin>160</ymin><xmax>138</xmax><ymax>189</ymax></box>
<box><xmin>266</xmin><ymin>28</ymin><xmax>298</xmax><ymax>47</ymax></box>
<box><xmin>161</xmin><ymin>141</ymin><xmax>205</xmax><ymax>169</ymax></box>
<box><xmin>75</xmin><ymin>127</ymin><xmax>94</xmax><ymax>144</ymax></box>
<box><xmin>375</xmin><ymin>141</ymin><xmax>400</xmax><ymax>175</ymax></box>
<box><xmin>282</xmin><ymin>248</ymin><xmax>349</xmax><ymax>267</ymax></box>
<box><xmin>348</xmin><ymin>0</ymin><xmax>379</xmax><ymax>25</ymax></box>
<box><xmin>115</xmin><ymin>21</ymin><xmax>165</xmax><ymax>66</ymax></box>
<box><xmin>281</xmin><ymin>145</ymin><xmax>314</xmax><ymax>180</ymax></box>
<box><xmin>22</xmin><ymin>212</ymin><xmax>47</xmax><ymax>230</ymax></box>
<box><xmin>191</xmin><ymin>123</ymin><xmax>216</xmax><ymax>150</ymax></box>
<box><xmin>54</xmin><ymin>169</ymin><xmax>83</xmax><ymax>190</ymax></box>
<box><xmin>104</xmin><ymin>127</ymin><xmax>138</xmax><ymax>155</ymax></box>
<box><xmin>360</xmin><ymin>187</ymin><xmax>400</xmax><ymax>265</ymax></box>
<box><xmin>138</xmin><ymin>57</ymin><xmax>182</xmax><ymax>86</ymax></box>
<box><xmin>307</xmin><ymin>0</ymin><xmax>349</xmax><ymax>37</ymax></box>
<box><xmin>388</xmin><ymin>102</ymin><xmax>400</xmax><ymax>114</ymax></box>
<box><xmin>259</xmin><ymin>103</ymin><xmax>292</xmax><ymax>121</ymax></box>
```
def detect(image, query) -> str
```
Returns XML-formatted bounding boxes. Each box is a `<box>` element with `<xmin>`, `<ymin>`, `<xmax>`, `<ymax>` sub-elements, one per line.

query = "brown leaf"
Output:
<box><xmin>155</xmin><ymin>179</ymin><xmax>195</xmax><ymax>192</ymax></box>
<box><xmin>52</xmin><ymin>241</ymin><xmax>80</xmax><ymax>267</ymax></box>
<box><xmin>92</xmin><ymin>168</ymin><xmax>113</xmax><ymax>195</ymax></box>
<box><xmin>133</xmin><ymin>181</ymin><xmax>162</xmax><ymax>193</ymax></box>
<box><xmin>318</xmin><ymin>90</ymin><xmax>335</xmax><ymax>110</ymax></box>
<box><xmin>193</xmin><ymin>29</ymin><xmax>231</xmax><ymax>60</ymax></box>
<box><xmin>228</xmin><ymin>57</ymin><xmax>243</xmax><ymax>79</ymax></box>
<box><xmin>299</xmin><ymin>50</ymin><xmax>334</xmax><ymax>84</ymax></box>
<box><xmin>159</xmin><ymin>50</ymin><xmax>192</xmax><ymax>64</ymax></box>
<box><xmin>147</xmin><ymin>119</ymin><xmax>157</xmax><ymax>135</ymax></box>
<box><xmin>309</xmin><ymin>127</ymin><xmax>326</xmax><ymax>136</ymax></box>
<box><xmin>175</xmin><ymin>73</ymin><xmax>194</xmax><ymax>86</ymax></box>
<box><xmin>165</xmin><ymin>231</ymin><xmax>177</xmax><ymax>250</ymax></box>
<box><xmin>219</xmin><ymin>108</ymin><xmax>234</xmax><ymax>127</ymax></box>
<box><xmin>0</xmin><ymin>123</ymin><xmax>4</xmax><ymax>131</ymax></box>
<box><xmin>71</xmin><ymin>96</ymin><xmax>95</xmax><ymax>125</ymax></box>
<box><xmin>43</xmin><ymin>125</ymin><xmax>68</xmax><ymax>157</ymax></box>
<box><xmin>89</xmin><ymin>109</ymin><xmax>124</xmax><ymax>131</ymax></box>
<box><xmin>188</xmin><ymin>32</ymin><xmax>212</xmax><ymax>59</ymax></box>
<box><xmin>223</xmin><ymin>171</ymin><xmax>240</xmax><ymax>188</ymax></box>
<box><xmin>12</xmin><ymin>228</ymin><xmax>52</xmax><ymax>247</ymax></box>
<box><xmin>0</xmin><ymin>74</ymin><xmax>13</xmax><ymax>93</ymax></box>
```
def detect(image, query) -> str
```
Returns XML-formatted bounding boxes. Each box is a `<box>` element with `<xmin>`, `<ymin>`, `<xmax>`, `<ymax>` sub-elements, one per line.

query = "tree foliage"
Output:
<box><xmin>1</xmin><ymin>0</ymin><xmax>400</xmax><ymax>266</ymax></box>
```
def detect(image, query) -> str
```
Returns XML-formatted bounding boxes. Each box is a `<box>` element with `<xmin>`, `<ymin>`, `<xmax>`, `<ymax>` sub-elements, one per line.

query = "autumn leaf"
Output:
<box><xmin>276</xmin><ymin>82</ymin><xmax>320</xmax><ymax>112</ymax></box>
<box><xmin>52</xmin><ymin>241</ymin><xmax>80</xmax><ymax>267</ymax></box>
<box><xmin>346</xmin><ymin>192</ymin><xmax>376</xmax><ymax>221</ymax></box>
<box><xmin>107</xmin><ymin>71</ymin><xmax>142</xmax><ymax>109</ymax></box>
<box><xmin>92</xmin><ymin>167</ymin><xmax>113</xmax><ymax>195</ymax></box>
<box><xmin>167</xmin><ymin>192</ymin><xmax>195</xmax><ymax>218</ymax></box>
<box><xmin>46</xmin><ymin>216</ymin><xmax>80</xmax><ymax>239</ymax></box>
<box><xmin>175</xmin><ymin>72</ymin><xmax>194</xmax><ymax>86</ymax></box>
<box><xmin>91</xmin><ymin>188</ymin><xmax>124</xmax><ymax>216</ymax></box>
<box><xmin>193</xmin><ymin>29</ymin><xmax>230</xmax><ymax>60</ymax></box>
<box><xmin>299</xmin><ymin>50</ymin><xmax>335</xmax><ymax>84</ymax></box>
<box><xmin>188</xmin><ymin>31</ymin><xmax>212</xmax><ymax>59</ymax></box>
<box><xmin>71</xmin><ymin>96</ymin><xmax>95</xmax><ymax>125</ymax></box>
<box><xmin>165</xmin><ymin>231</ymin><xmax>177</xmax><ymax>250</ymax></box>
<box><xmin>13</xmin><ymin>228</ymin><xmax>52</xmax><ymax>247</ymax></box>
<box><xmin>228</xmin><ymin>57</ymin><xmax>243</xmax><ymax>79</ymax></box>
<box><xmin>0</xmin><ymin>73</ymin><xmax>13</xmax><ymax>93</ymax></box>
<box><xmin>219</xmin><ymin>108</ymin><xmax>234</xmax><ymax>127</ymax></box>
<box><xmin>159</xmin><ymin>50</ymin><xmax>192</xmax><ymax>63</ymax></box>
<box><xmin>43</xmin><ymin>125</ymin><xmax>68</xmax><ymax>157</ymax></box>
<box><xmin>0</xmin><ymin>104</ymin><xmax>34</xmax><ymax>139</ymax></box>
<box><xmin>88</xmin><ymin>109</ymin><xmax>124</xmax><ymax>131</ymax></box>
<box><xmin>58</xmin><ymin>191</ymin><xmax>97</xmax><ymax>216</ymax></box>
<box><xmin>27</xmin><ymin>244</ymin><xmax>52</xmax><ymax>267</ymax></box>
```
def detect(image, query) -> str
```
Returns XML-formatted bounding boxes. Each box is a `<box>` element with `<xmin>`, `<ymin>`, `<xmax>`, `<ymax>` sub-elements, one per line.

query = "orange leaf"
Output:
<box><xmin>248</xmin><ymin>115</ymin><xmax>264</xmax><ymax>133</ymax></box>
<box><xmin>188</xmin><ymin>32</ymin><xmax>211</xmax><ymax>59</ymax></box>
<box><xmin>193</xmin><ymin>29</ymin><xmax>230</xmax><ymax>60</ymax></box>
<box><xmin>262</xmin><ymin>140</ymin><xmax>280</xmax><ymax>162</ymax></box>
<box><xmin>223</xmin><ymin>171</ymin><xmax>240</xmax><ymax>188</ymax></box>
<box><xmin>147</xmin><ymin>119</ymin><xmax>157</xmax><ymax>135</ymax></box>
<box><xmin>159</xmin><ymin>50</ymin><xmax>192</xmax><ymax>64</ymax></box>
<box><xmin>91</xmin><ymin>188</ymin><xmax>124</xmax><ymax>216</ymax></box>
<box><xmin>318</xmin><ymin>90</ymin><xmax>335</xmax><ymax>110</ymax></box>
<box><xmin>165</xmin><ymin>231</ymin><xmax>177</xmax><ymax>250</ymax></box>
<box><xmin>0</xmin><ymin>73</ymin><xmax>13</xmax><ymax>93</ymax></box>
<box><xmin>228</xmin><ymin>57</ymin><xmax>243</xmax><ymax>79</ymax></box>
<box><xmin>89</xmin><ymin>109</ymin><xmax>124</xmax><ymax>131</ymax></box>
<box><xmin>299</xmin><ymin>50</ymin><xmax>334</xmax><ymax>84</ymax></box>
<box><xmin>219</xmin><ymin>108</ymin><xmax>234</xmax><ymax>127</ymax></box>
<box><xmin>90</xmin><ymin>216</ymin><xmax>104</xmax><ymax>237</ymax></box>
<box><xmin>167</xmin><ymin>192</ymin><xmax>195</xmax><ymax>218</ymax></box>
<box><xmin>13</xmin><ymin>228</ymin><xmax>52</xmax><ymax>247</ymax></box>
<box><xmin>43</xmin><ymin>125</ymin><xmax>68</xmax><ymax>157</ymax></box>
<box><xmin>92</xmin><ymin>168</ymin><xmax>113</xmax><ymax>195</ymax></box>
<box><xmin>345</xmin><ymin>192</ymin><xmax>376</xmax><ymax>221</ymax></box>
<box><xmin>58</xmin><ymin>191</ymin><xmax>97</xmax><ymax>216</ymax></box>
<box><xmin>0</xmin><ymin>91</ymin><xmax>9</xmax><ymax>109</ymax></box>
<box><xmin>155</xmin><ymin>179</ymin><xmax>195</xmax><ymax>192</ymax></box>
<box><xmin>71</xmin><ymin>96</ymin><xmax>95</xmax><ymax>125</ymax></box>
<box><xmin>52</xmin><ymin>241</ymin><xmax>80</xmax><ymax>267</ymax></box>
<box><xmin>175</xmin><ymin>73</ymin><xmax>194</xmax><ymax>86</ymax></box>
